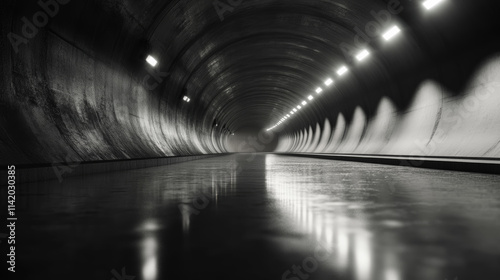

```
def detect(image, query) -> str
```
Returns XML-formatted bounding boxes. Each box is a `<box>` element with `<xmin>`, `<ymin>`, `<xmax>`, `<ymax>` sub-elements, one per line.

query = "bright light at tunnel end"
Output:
<box><xmin>383</xmin><ymin>26</ymin><xmax>401</xmax><ymax>41</ymax></box>
<box><xmin>423</xmin><ymin>0</ymin><xmax>444</xmax><ymax>10</ymax></box>
<box><xmin>146</xmin><ymin>55</ymin><xmax>158</xmax><ymax>67</ymax></box>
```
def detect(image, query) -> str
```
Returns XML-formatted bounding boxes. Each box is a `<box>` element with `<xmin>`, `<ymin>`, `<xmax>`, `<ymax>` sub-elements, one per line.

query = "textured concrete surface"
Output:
<box><xmin>276</xmin><ymin>56</ymin><xmax>500</xmax><ymax>157</ymax></box>
<box><xmin>5</xmin><ymin>154</ymin><xmax>500</xmax><ymax>280</ymax></box>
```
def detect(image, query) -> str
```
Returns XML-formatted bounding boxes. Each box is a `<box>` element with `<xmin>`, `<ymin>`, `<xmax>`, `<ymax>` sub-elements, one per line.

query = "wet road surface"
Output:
<box><xmin>5</xmin><ymin>154</ymin><xmax>500</xmax><ymax>280</ymax></box>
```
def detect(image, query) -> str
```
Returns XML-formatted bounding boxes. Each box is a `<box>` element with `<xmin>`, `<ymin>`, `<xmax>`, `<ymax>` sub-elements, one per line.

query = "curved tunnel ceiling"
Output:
<box><xmin>143</xmin><ymin>0</ymin><xmax>497</xmax><ymax>133</ymax></box>
<box><xmin>154</xmin><ymin>0</ymin><xmax>398</xmax><ymax>132</ymax></box>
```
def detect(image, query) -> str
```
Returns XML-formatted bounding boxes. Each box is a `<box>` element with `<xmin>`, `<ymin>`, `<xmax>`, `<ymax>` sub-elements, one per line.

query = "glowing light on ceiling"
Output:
<box><xmin>337</xmin><ymin>66</ymin><xmax>348</xmax><ymax>76</ymax></box>
<box><xmin>423</xmin><ymin>0</ymin><xmax>444</xmax><ymax>10</ymax></box>
<box><xmin>383</xmin><ymin>26</ymin><xmax>401</xmax><ymax>41</ymax></box>
<box><xmin>267</xmin><ymin>3</ymin><xmax>450</xmax><ymax>132</ymax></box>
<box><xmin>146</xmin><ymin>55</ymin><xmax>158</xmax><ymax>67</ymax></box>
<box><xmin>356</xmin><ymin>49</ymin><xmax>370</xmax><ymax>61</ymax></box>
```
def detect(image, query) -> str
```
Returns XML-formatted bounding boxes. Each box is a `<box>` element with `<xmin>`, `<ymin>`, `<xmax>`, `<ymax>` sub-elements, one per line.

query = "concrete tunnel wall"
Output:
<box><xmin>275</xmin><ymin>54</ymin><xmax>500</xmax><ymax>157</ymax></box>
<box><xmin>0</xmin><ymin>0</ymin><xmax>229</xmax><ymax>166</ymax></box>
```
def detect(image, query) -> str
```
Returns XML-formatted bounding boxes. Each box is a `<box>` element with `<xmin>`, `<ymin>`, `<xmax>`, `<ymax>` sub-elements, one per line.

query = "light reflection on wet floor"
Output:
<box><xmin>9</xmin><ymin>154</ymin><xmax>500</xmax><ymax>280</ymax></box>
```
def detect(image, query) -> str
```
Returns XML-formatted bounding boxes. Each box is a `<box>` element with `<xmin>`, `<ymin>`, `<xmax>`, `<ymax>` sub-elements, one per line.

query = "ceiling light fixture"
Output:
<box><xmin>146</xmin><ymin>55</ymin><xmax>158</xmax><ymax>67</ymax></box>
<box><xmin>383</xmin><ymin>26</ymin><xmax>401</xmax><ymax>41</ymax></box>
<box><xmin>337</xmin><ymin>66</ymin><xmax>348</xmax><ymax>76</ymax></box>
<box><xmin>356</xmin><ymin>49</ymin><xmax>370</xmax><ymax>61</ymax></box>
<box><xmin>423</xmin><ymin>0</ymin><xmax>444</xmax><ymax>10</ymax></box>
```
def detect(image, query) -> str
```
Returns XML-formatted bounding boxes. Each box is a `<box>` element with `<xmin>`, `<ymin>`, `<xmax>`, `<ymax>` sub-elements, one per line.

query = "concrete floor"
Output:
<box><xmin>10</xmin><ymin>154</ymin><xmax>500</xmax><ymax>280</ymax></box>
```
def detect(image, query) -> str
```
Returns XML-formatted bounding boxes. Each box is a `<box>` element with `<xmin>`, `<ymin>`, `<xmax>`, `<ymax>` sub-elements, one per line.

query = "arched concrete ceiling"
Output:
<box><xmin>140</xmin><ymin>0</ymin><xmax>499</xmax><ymax>133</ymax></box>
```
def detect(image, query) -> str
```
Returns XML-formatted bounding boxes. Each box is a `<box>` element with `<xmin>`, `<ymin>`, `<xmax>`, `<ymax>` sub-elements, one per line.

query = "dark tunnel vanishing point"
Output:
<box><xmin>1</xmin><ymin>0</ymin><xmax>500</xmax><ymax>280</ymax></box>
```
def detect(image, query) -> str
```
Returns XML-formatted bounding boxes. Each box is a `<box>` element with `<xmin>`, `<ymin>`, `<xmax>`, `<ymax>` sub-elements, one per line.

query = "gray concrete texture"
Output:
<box><xmin>276</xmin><ymin>62</ymin><xmax>500</xmax><ymax>156</ymax></box>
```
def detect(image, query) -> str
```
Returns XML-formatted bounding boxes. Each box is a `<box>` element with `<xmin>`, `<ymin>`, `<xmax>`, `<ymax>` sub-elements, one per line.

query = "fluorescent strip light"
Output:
<box><xmin>302</xmin><ymin>101</ymin><xmax>307</xmax><ymax>105</ymax></box>
<box><xmin>337</xmin><ymin>66</ymin><xmax>348</xmax><ymax>76</ymax></box>
<box><xmin>316</xmin><ymin>87</ymin><xmax>323</xmax><ymax>94</ymax></box>
<box><xmin>297</xmin><ymin>106</ymin><xmax>302</xmax><ymax>109</ymax></box>
<box><xmin>356</xmin><ymin>49</ymin><xmax>370</xmax><ymax>61</ymax></box>
<box><xmin>423</xmin><ymin>0</ymin><xmax>443</xmax><ymax>10</ymax></box>
<box><xmin>383</xmin><ymin>26</ymin><xmax>401</xmax><ymax>41</ymax></box>
<box><xmin>146</xmin><ymin>55</ymin><xmax>158</xmax><ymax>67</ymax></box>
<box><xmin>324</xmin><ymin>78</ymin><xmax>333</xmax><ymax>86</ymax></box>
<box><xmin>293</xmin><ymin>108</ymin><xmax>297</xmax><ymax>112</ymax></box>
<box><xmin>308</xmin><ymin>95</ymin><xmax>313</xmax><ymax>100</ymax></box>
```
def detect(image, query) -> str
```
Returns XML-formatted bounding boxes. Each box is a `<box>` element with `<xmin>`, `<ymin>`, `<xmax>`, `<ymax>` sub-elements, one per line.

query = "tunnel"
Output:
<box><xmin>1</xmin><ymin>0</ymin><xmax>500</xmax><ymax>279</ymax></box>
